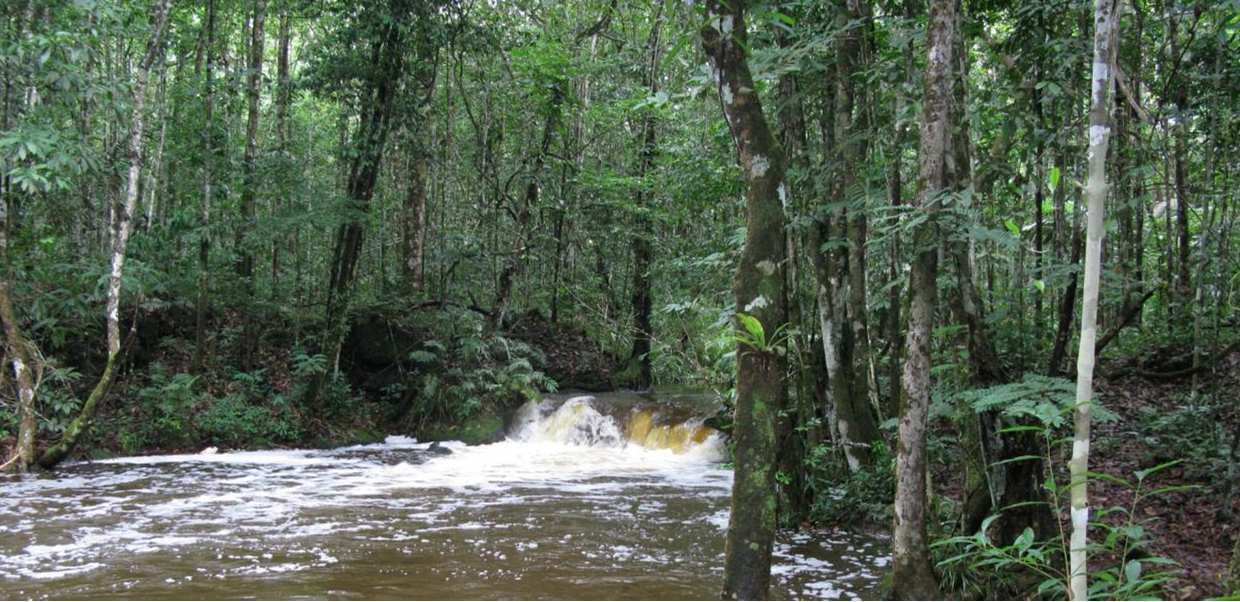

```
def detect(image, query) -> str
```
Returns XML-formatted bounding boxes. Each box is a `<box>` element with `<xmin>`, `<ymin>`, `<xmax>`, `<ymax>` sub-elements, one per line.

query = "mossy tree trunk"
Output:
<box><xmin>702</xmin><ymin>0</ymin><xmax>789</xmax><ymax>598</ymax></box>
<box><xmin>0</xmin><ymin>277</ymin><xmax>37</xmax><ymax>472</ymax></box>
<box><xmin>320</xmin><ymin>0</ymin><xmax>412</xmax><ymax>380</ymax></box>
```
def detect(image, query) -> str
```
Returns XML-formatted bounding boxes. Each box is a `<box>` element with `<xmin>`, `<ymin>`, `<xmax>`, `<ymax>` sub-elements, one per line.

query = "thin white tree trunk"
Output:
<box><xmin>37</xmin><ymin>0</ymin><xmax>170</xmax><ymax>469</ymax></box>
<box><xmin>0</xmin><ymin>278</ymin><xmax>37</xmax><ymax>472</ymax></box>
<box><xmin>1070</xmin><ymin>0</ymin><xmax>1119</xmax><ymax>598</ymax></box>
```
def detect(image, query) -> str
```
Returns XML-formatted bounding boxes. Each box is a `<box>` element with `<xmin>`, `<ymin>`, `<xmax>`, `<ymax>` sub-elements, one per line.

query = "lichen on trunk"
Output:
<box><xmin>701</xmin><ymin>1</ymin><xmax>789</xmax><ymax>598</ymax></box>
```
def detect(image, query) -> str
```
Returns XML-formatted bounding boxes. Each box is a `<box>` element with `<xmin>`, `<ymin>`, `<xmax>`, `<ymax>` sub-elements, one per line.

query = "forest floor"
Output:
<box><xmin>1090</xmin><ymin>352</ymin><xmax>1240</xmax><ymax>600</ymax></box>
<box><xmin>926</xmin><ymin>345</ymin><xmax>1239</xmax><ymax>599</ymax></box>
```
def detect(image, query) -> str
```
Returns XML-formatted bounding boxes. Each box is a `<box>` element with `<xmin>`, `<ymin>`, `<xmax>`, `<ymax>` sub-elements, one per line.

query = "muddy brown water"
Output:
<box><xmin>1</xmin><ymin>393</ymin><xmax>888</xmax><ymax>600</ymax></box>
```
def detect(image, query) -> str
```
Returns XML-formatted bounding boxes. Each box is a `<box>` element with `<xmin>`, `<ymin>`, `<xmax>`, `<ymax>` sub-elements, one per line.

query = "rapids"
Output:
<box><xmin>0</xmin><ymin>393</ymin><xmax>888</xmax><ymax>600</ymax></box>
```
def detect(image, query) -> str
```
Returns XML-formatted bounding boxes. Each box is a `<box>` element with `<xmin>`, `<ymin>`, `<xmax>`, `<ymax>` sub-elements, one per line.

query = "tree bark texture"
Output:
<box><xmin>40</xmin><ymin>0</ymin><xmax>171</xmax><ymax>469</ymax></box>
<box><xmin>891</xmin><ymin>0</ymin><xmax>955</xmax><ymax>597</ymax></box>
<box><xmin>702</xmin><ymin>1</ymin><xmax>789</xmax><ymax>598</ymax></box>
<box><xmin>1070</xmin><ymin>0</ymin><xmax>1118</xmax><ymax>598</ymax></box>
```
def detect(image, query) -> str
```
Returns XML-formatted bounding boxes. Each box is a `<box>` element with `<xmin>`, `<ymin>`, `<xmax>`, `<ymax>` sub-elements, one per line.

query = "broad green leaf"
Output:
<box><xmin>736</xmin><ymin>312</ymin><xmax>764</xmax><ymax>343</ymax></box>
<box><xmin>1014</xmin><ymin>527</ymin><xmax>1034</xmax><ymax>551</ymax></box>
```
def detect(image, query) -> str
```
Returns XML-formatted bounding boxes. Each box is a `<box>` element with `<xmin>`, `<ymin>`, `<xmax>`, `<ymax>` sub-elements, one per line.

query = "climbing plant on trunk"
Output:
<box><xmin>701</xmin><ymin>0</ymin><xmax>789</xmax><ymax>598</ymax></box>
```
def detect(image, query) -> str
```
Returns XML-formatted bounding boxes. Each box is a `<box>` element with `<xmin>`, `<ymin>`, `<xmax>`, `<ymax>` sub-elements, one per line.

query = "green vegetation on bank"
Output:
<box><xmin>1</xmin><ymin>0</ymin><xmax>1238</xmax><ymax>598</ymax></box>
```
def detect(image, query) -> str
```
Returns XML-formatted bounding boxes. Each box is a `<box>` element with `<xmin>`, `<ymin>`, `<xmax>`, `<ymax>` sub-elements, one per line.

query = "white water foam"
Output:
<box><xmin>0</xmin><ymin>396</ymin><xmax>886</xmax><ymax>600</ymax></box>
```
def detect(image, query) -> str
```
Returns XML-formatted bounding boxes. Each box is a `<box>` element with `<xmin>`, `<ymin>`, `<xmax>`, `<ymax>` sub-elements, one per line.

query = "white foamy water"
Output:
<box><xmin>0</xmin><ymin>395</ymin><xmax>888</xmax><ymax>600</ymax></box>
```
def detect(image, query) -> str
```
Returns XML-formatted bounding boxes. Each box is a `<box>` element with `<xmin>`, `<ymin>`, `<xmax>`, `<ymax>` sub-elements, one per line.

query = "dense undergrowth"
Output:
<box><xmin>0</xmin><ymin>292</ymin><xmax>576</xmax><ymax>457</ymax></box>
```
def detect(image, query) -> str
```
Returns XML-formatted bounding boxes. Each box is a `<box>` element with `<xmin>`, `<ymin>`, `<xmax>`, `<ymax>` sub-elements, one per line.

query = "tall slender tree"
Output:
<box><xmin>38</xmin><ymin>0</ymin><xmax>172</xmax><ymax>468</ymax></box>
<box><xmin>193</xmin><ymin>0</ymin><xmax>217</xmax><ymax>373</ymax></box>
<box><xmin>628</xmin><ymin>0</ymin><xmax>666</xmax><ymax>390</ymax></box>
<box><xmin>238</xmin><ymin>0</ymin><xmax>266</xmax><ymax>368</ymax></box>
<box><xmin>1070</xmin><ymin>0</ymin><xmax>1119</xmax><ymax>598</ymax></box>
<box><xmin>321</xmin><ymin>0</ymin><xmax>414</xmax><ymax>376</ymax></box>
<box><xmin>891</xmin><ymin>0</ymin><xmax>955</xmax><ymax>597</ymax></box>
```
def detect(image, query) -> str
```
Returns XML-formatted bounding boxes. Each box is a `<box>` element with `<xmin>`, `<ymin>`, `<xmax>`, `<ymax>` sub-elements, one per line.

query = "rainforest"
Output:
<box><xmin>1</xmin><ymin>0</ymin><xmax>1238</xmax><ymax>600</ymax></box>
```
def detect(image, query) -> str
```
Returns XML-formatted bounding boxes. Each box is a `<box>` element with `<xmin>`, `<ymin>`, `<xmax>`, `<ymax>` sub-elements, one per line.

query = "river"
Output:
<box><xmin>1</xmin><ymin>393</ymin><xmax>888</xmax><ymax>599</ymax></box>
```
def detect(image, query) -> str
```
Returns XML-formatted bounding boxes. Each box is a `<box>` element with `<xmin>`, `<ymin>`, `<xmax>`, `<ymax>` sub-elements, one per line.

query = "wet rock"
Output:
<box><xmin>419</xmin><ymin>413</ymin><xmax>506</xmax><ymax>445</ymax></box>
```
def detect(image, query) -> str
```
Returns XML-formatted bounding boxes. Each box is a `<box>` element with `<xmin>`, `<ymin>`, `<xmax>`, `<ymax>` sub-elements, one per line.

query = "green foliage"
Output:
<box><xmin>393</xmin><ymin>309</ymin><xmax>556</xmax><ymax>431</ymax></box>
<box><xmin>933</xmin><ymin>417</ymin><xmax>1188</xmax><ymax>600</ymax></box>
<box><xmin>805</xmin><ymin>440</ymin><xmax>896</xmax><ymax>526</ymax></box>
<box><xmin>133</xmin><ymin>364</ymin><xmax>200</xmax><ymax>447</ymax></box>
<box><xmin>651</xmin><ymin>297</ymin><xmax>737</xmax><ymax>391</ymax></box>
<box><xmin>196</xmin><ymin>370</ymin><xmax>302</xmax><ymax>448</ymax></box>
<box><xmin>957</xmin><ymin>373</ymin><xmax>1119</xmax><ymax>428</ymax></box>
<box><xmin>35</xmin><ymin>359</ymin><xmax>84</xmax><ymax>435</ymax></box>
<box><xmin>1136</xmin><ymin>398</ymin><xmax>1232</xmax><ymax>486</ymax></box>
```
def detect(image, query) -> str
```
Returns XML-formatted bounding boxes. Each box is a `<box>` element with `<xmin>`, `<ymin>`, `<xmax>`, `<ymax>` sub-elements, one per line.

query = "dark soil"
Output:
<box><xmin>930</xmin><ymin>346</ymin><xmax>1239</xmax><ymax>599</ymax></box>
<box><xmin>1089</xmin><ymin>350</ymin><xmax>1240</xmax><ymax>600</ymax></box>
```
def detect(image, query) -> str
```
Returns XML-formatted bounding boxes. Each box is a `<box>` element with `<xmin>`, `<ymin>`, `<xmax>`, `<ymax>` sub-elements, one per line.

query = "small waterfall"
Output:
<box><xmin>510</xmin><ymin>395</ymin><xmax>724</xmax><ymax>456</ymax></box>
<box><xmin>510</xmin><ymin>397</ymin><xmax>625</xmax><ymax>447</ymax></box>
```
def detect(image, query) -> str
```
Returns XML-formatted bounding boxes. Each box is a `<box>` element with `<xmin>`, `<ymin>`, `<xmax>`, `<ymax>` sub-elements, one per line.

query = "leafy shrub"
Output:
<box><xmin>400</xmin><ymin>332</ymin><xmax>555</xmax><ymax>429</ymax></box>
<box><xmin>392</xmin><ymin>308</ymin><xmax>556</xmax><ymax>431</ymax></box>
<box><xmin>932</xmin><ymin>393</ymin><xmax>1186</xmax><ymax>600</ymax></box>
<box><xmin>1136</xmin><ymin>400</ymin><xmax>1229</xmax><ymax>485</ymax></box>
<box><xmin>956</xmin><ymin>373</ymin><xmax>1118</xmax><ymax>428</ymax></box>
<box><xmin>35</xmin><ymin>359</ymin><xmax>83</xmax><ymax>435</ymax></box>
<box><xmin>195</xmin><ymin>370</ymin><xmax>301</xmax><ymax>448</ymax></box>
<box><xmin>806</xmin><ymin>439</ymin><xmax>896</xmax><ymax>526</ymax></box>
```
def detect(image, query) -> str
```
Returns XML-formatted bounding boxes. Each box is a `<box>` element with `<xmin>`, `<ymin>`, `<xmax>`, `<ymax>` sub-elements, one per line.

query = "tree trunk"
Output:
<box><xmin>775</xmin><ymin>14</ymin><xmax>812</xmax><ymax>523</ymax></box>
<box><xmin>1049</xmin><ymin>152</ymin><xmax>1080</xmax><ymax>376</ymax></box>
<box><xmin>839</xmin><ymin>0</ymin><xmax>880</xmax><ymax>448</ymax></box>
<box><xmin>193</xmin><ymin>0</ymin><xmax>216</xmax><ymax>373</ymax></box>
<box><xmin>272</xmin><ymin>8</ymin><xmax>291</xmax><ymax>297</ymax></box>
<box><xmin>321</xmin><ymin>6</ymin><xmax>409</xmax><ymax>379</ymax></box>
<box><xmin>0</xmin><ymin>82</ymin><xmax>35</xmax><ymax>472</ymax></box>
<box><xmin>628</xmin><ymin>2</ymin><xmax>665</xmax><ymax>390</ymax></box>
<box><xmin>238</xmin><ymin>0</ymin><xmax>266</xmax><ymax>281</ymax></box>
<box><xmin>145</xmin><ymin>69</ymin><xmax>167</xmax><ymax>229</ymax></box>
<box><xmin>39</xmin><ymin>0</ymin><xmax>170</xmax><ymax>469</ymax></box>
<box><xmin>1229</xmin><ymin>529</ymin><xmax>1240</xmax><ymax>595</ymax></box>
<box><xmin>891</xmin><ymin>0</ymin><xmax>955</xmax><ymax>597</ymax></box>
<box><xmin>1169</xmin><ymin>15</ymin><xmax>1191</xmax><ymax>308</ymax></box>
<box><xmin>402</xmin><ymin>39</ymin><xmax>439</xmax><ymax>295</ymax></box>
<box><xmin>953</xmin><ymin>1</ymin><xmax>1056</xmax><ymax>543</ymax></box>
<box><xmin>492</xmin><ymin>85</ymin><xmax>561</xmax><ymax>329</ymax></box>
<box><xmin>885</xmin><ymin>0</ymin><xmax>918</xmax><ymax>424</ymax></box>
<box><xmin>702</xmin><ymin>1</ymin><xmax>789</xmax><ymax>598</ymax></box>
<box><xmin>237</xmin><ymin>0</ymin><xmax>266</xmax><ymax>368</ymax></box>
<box><xmin>1070</xmin><ymin>0</ymin><xmax>1118</xmax><ymax>598</ymax></box>
<box><xmin>404</xmin><ymin>146</ymin><xmax>429</xmax><ymax>292</ymax></box>
<box><xmin>0</xmin><ymin>279</ymin><xmax>36</xmax><ymax>473</ymax></box>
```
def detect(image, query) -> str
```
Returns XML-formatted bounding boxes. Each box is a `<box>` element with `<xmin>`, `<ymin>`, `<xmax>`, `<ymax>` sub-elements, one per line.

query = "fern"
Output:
<box><xmin>958</xmin><ymin>373</ymin><xmax>1118</xmax><ymax>428</ymax></box>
